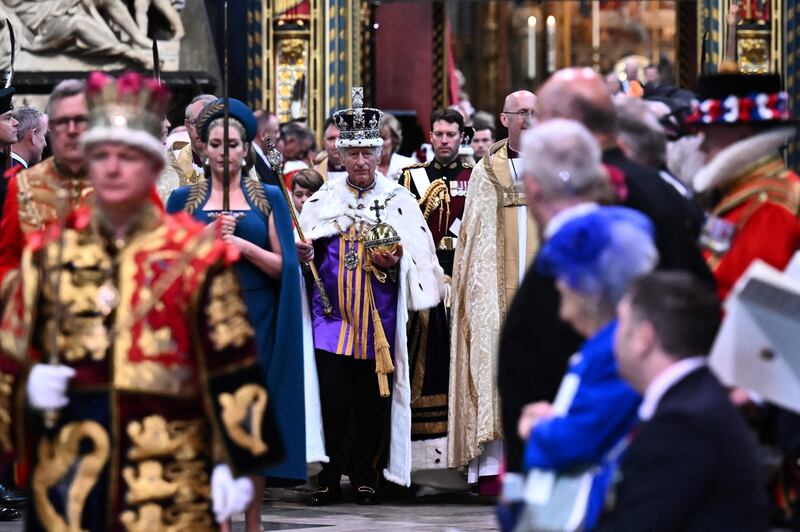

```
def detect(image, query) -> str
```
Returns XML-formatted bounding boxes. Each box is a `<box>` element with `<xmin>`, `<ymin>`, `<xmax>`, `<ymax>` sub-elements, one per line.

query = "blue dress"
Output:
<box><xmin>167</xmin><ymin>178</ymin><xmax>307</xmax><ymax>484</ymax></box>
<box><xmin>523</xmin><ymin>321</ymin><xmax>640</xmax><ymax>528</ymax></box>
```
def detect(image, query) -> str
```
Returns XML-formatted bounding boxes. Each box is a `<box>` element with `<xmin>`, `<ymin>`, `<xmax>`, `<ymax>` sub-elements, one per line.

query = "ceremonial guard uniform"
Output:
<box><xmin>0</xmin><ymin>86</ymin><xmax>16</xmax><ymax>220</ymax></box>
<box><xmin>299</xmin><ymin>88</ymin><xmax>443</xmax><ymax>503</ymax></box>
<box><xmin>401</xmin><ymin>156</ymin><xmax>471</xmax><ymax>480</ymax></box>
<box><xmin>0</xmin><ymin>73</ymin><xmax>280</xmax><ymax>530</ymax></box>
<box><xmin>0</xmin><ymin>158</ymin><xmax>93</xmax><ymax>297</ymax></box>
<box><xmin>402</xmin><ymin>159</ymin><xmax>472</xmax><ymax>276</ymax></box>
<box><xmin>689</xmin><ymin>73</ymin><xmax>800</xmax><ymax>301</ymax></box>
<box><xmin>688</xmin><ymin>72</ymin><xmax>800</xmax><ymax>527</ymax></box>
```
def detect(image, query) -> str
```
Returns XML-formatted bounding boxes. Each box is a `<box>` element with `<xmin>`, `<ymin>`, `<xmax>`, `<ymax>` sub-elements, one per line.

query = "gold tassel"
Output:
<box><xmin>366</xmin><ymin>271</ymin><xmax>394</xmax><ymax>398</ymax></box>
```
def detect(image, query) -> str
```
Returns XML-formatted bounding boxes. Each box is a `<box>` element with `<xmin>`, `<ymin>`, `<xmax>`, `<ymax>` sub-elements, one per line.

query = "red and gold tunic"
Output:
<box><xmin>0</xmin><ymin>206</ymin><xmax>280</xmax><ymax>531</ymax></box>
<box><xmin>701</xmin><ymin>155</ymin><xmax>800</xmax><ymax>301</ymax></box>
<box><xmin>0</xmin><ymin>158</ymin><xmax>94</xmax><ymax>296</ymax></box>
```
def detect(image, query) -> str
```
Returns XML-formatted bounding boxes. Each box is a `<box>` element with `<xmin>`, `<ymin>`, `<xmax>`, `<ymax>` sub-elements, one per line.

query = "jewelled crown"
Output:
<box><xmin>82</xmin><ymin>71</ymin><xmax>171</xmax><ymax>163</ymax></box>
<box><xmin>334</xmin><ymin>87</ymin><xmax>383</xmax><ymax>149</ymax></box>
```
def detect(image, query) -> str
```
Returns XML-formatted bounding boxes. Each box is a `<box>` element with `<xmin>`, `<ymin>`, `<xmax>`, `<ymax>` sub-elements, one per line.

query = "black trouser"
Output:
<box><xmin>315</xmin><ymin>350</ymin><xmax>392</xmax><ymax>491</ymax></box>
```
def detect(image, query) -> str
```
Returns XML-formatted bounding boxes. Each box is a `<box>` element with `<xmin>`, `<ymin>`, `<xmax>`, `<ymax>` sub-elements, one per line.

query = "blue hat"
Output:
<box><xmin>198</xmin><ymin>98</ymin><xmax>258</xmax><ymax>143</ymax></box>
<box><xmin>537</xmin><ymin>206</ymin><xmax>654</xmax><ymax>290</ymax></box>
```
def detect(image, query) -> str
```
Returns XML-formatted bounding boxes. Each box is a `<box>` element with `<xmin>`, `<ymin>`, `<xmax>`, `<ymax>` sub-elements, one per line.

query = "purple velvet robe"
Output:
<box><xmin>311</xmin><ymin>232</ymin><xmax>398</xmax><ymax>360</ymax></box>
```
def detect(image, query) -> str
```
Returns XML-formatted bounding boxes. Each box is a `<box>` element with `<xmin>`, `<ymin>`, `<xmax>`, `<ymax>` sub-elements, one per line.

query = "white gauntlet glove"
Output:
<box><xmin>27</xmin><ymin>364</ymin><xmax>75</xmax><ymax>410</ymax></box>
<box><xmin>211</xmin><ymin>464</ymin><xmax>254</xmax><ymax>523</ymax></box>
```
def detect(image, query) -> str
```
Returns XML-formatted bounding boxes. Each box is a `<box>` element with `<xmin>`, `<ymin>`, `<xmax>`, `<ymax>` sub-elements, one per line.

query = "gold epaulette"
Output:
<box><xmin>401</xmin><ymin>162</ymin><xmax>429</xmax><ymax>190</ymax></box>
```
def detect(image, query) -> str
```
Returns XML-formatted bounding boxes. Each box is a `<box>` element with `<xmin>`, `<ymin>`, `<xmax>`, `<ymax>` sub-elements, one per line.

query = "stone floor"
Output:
<box><xmin>0</xmin><ymin>487</ymin><xmax>499</xmax><ymax>531</ymax></box>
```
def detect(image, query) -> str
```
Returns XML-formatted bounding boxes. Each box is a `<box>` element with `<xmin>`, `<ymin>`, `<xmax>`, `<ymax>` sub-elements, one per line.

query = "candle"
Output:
<box><xmin>527</xmin><ymin>16</ymin><xmax>537</xmax><ymax>79</ymax></box>
<box><xmin>546</xmin><ymin>16</ymin><xmax>556</xmax><ymax>72</ymax></box>
<box><xmin>592</xmin><ymin>0</ymin><xmax>600</xmax><ymax>50</ymax></box>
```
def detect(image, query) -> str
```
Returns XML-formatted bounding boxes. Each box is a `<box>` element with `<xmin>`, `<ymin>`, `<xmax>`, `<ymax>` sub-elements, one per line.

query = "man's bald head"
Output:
<box><xmin>500</xmin><ymin>90</ymin><xmax>537</xmax><ymax>150</ymax></box>
<box><xmin>538</xmin><ymin>67</ymin><xmax>617</xmax><ymax>136</ymax></box>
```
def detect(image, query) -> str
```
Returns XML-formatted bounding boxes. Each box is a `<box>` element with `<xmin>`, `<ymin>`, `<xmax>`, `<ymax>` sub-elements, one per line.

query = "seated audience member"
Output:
<box><xmin>600</xmin><ymin>271</ymin><xmax>768</xmax><ymax>532</ymax></box>
<box><xmin>291</xmin><ymin>168</ymin><xmax>324</xmax><ymax>214</ymax></box>
<box><xmin>516</xmin><ymin>206</ymin><xmax>658</xmax><ymax>530</ymax></box>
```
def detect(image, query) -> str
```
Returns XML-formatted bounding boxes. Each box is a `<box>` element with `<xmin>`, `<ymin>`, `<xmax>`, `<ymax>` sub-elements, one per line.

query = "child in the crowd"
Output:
<box><xmin>291</xmin><ymin>168</ymin><xmax>324</xmax><ymax>213</ymax></box>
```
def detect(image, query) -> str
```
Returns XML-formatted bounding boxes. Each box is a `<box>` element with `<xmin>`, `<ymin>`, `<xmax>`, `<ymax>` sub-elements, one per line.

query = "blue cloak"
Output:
<box><xmin>167</xmin><ymin>179</ymin><xmax>307</xmax><ymax>484</ymax></box>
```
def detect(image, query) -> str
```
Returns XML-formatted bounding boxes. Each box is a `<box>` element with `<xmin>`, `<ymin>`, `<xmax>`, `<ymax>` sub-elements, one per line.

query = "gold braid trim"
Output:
<box><xmin>243</xmin><ymin>178</ymin><xmax>273</xmax><ymax>219</ymax></box>
<box><xmin>418</xmin><ymin>178</ymin><xmax>450</xmax><ymax>231</ymax></box>
<box><xmin>182</xmin><ymin>179</ymin><xmax>209</xmax><ymax>215</ymax></box>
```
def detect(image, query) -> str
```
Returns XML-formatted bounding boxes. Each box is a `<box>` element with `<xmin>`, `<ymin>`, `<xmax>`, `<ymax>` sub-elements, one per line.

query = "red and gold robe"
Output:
<box><xmin>701</xmin><ymin>155</ymin><xmax>800</xmax><ymax>301</ymax></box>
<box><xmin>0</xmin><ymin>158</ymin><xmax>94</xmax><ymax>297</ymax></box>
<box><xmin>0</xmin><ymin>205</ymin><xmax>281</xmax><ymax>531</ymax></box>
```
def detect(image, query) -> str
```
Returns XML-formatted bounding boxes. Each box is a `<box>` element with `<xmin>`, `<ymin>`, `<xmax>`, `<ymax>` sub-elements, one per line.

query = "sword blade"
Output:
<box><xmin>222</xmin><ymin>0</ymin><xmax>230</xmax><ymax>211</ymax></box>
<box><xmin>152</xmin><ymin>40</ymin><xmax>161</xmax><ymax>85</ymax></box>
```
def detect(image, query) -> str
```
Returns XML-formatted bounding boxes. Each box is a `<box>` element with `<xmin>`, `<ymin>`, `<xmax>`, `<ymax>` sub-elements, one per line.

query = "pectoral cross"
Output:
<box><xmin>370</xmin><ymin>199</ymin><xmax>385</xmax><ymax>223</ymax></box>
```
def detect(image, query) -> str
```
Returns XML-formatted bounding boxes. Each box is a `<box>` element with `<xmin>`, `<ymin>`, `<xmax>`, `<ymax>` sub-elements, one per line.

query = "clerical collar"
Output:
<box><xmin>507</xmin><ymin>144</ymin><xmax>520</xmax><ymax>159</ymax></box>
<box><xmin>433</xmin><ymin>158</ymin><xmax>458</xmax><ymax>170</ymax></box>
<box><xmin>53</xmin><ymin>158</ymin><xmax>87</xmax><ymax>179</ymax></box>
<box><xmin>346</xmin><ymin>176</ymin><xmax>376</xmax><ymax>196</ymax></box>
<box><xmin>328</xmin><ymin>160</ymin><xmax>345</xmax><ymax>172</ymax></box>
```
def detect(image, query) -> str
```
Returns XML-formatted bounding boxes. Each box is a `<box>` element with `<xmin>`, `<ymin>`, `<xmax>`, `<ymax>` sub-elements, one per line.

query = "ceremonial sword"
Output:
<box><xmin>222</xmin><ymin>0</ymin><xmax>231</xmax><ymax>211</ymax></box>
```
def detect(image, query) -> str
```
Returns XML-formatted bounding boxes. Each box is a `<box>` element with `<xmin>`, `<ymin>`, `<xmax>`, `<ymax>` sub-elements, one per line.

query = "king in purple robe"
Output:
<box><xmin>297</xmin><ymin>88</ymin><xmax>443</xmax><ymax>505</ymax></box>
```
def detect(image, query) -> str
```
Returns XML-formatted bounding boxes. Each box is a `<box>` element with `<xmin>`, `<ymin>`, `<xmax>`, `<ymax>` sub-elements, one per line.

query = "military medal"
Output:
<box><xmin>700</xmin><ymin>215</ymin><xmax>736</xmax><ymax>255</ymax></box>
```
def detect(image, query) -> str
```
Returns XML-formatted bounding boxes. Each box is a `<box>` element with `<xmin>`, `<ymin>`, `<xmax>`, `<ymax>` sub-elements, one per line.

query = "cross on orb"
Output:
<box><xmin>370</xmin><ymin>200</ymin><xmax>385</xmax><ymax>222</ymax></box>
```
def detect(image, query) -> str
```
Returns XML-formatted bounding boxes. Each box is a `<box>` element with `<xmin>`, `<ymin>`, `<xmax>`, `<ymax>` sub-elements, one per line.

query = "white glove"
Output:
<box><xmin>27</xmin><ymin>364</ymin><xmax>75</xmax><ymax>410</ymax></box>
<box><xmin>211</xmin><ymin>464</ymin><xmax>254</xmax><ymax>524</ymax></box>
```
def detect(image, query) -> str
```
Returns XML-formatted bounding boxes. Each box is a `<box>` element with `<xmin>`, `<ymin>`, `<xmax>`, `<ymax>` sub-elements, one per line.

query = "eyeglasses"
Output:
<box><xmin>502</xmin><ymin>110</ymin><xmax>536</xmax><ymax>119</ymax></box>
<box><xmin>49</xmin><ymin>115</ymin><xmax>89</xmax><ymax>132</ymax></box>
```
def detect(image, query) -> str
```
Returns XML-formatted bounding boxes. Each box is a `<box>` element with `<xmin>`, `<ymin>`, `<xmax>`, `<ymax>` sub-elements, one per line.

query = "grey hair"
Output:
<box><xmin>615</xmin><ymin>98</ymin><xmax>667</xmax><ymax>168</ymax></box>
<box><xmin>45</xmin><ymin>79</ymin><xmax>85</xmax><ymax>117</ymax></box>
<box><xmin>337</xmin><ymin>145</ymin><xmax>383</xmax><ymax>162</ymax></box>
<box><xmin>185</xmin><ymin>94</ymin><xmax>217</xmax><ymax>119</ymax></box>
<box><xmin>573</xmin><ymin>218</ymin><xmax>659</xmax><ymax>311</ymax></box>
<box><xmin>521</xmin><ymin>118</ymin><xmax>607</xmax><ymax>200</ymax></box>
<box><xmin>12</xmin><ymin>106</ymin><xmax>43</xmax><ymax>140</ymax></box>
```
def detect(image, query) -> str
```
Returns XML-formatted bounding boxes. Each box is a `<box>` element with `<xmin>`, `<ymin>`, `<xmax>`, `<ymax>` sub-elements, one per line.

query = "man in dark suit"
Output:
<box><xmin>252</xmin><ymin>110</ymin><xmax>281</xmax><ymax>186</ymax></box>
<box><xmin>600</xmin><ymin>271</ymin><xmax>767</xmax><ymax>531</ymax></box>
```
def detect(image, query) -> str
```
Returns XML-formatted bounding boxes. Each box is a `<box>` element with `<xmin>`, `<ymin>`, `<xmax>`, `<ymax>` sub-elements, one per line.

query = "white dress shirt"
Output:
<box><xmin>638</xmin><ymin>357</ymin><xmax>706</xmax><ymax>421</ymax></box>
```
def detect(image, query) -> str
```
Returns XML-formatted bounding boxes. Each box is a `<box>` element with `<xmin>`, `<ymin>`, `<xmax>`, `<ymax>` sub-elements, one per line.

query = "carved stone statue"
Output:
<box><xmin>0</xmin><ymin>0</ymin><xmax>189</xmax><ymax>70</ymax></box>
<box><xmin>1</xmin><ymin>0</ymin><xmax>154</xmax><ymax>67</ymax></box>
<box><xmin>134</xmin><ymin>0</ymin><xmax>185</xmax><ymax>41</ymax></box>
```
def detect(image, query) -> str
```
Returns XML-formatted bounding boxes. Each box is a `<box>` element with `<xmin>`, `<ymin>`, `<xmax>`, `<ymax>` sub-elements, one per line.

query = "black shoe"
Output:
<box><xmin>0</xmin><ymin>505</ymin><xmax>20</xmax><ymax>521</ymax></box>
<box><xmin>355</xmin><ymin>486</ymin><xmax>379</xmax><ymax>505</ymax></box>
<box><xmin>0</xmin><ymin>485</ymin><xmax>25</xmax><ymax>508</ymax></box>
<box><xmin>307</xmin><ymin>486</ymin><xmax>341</xmax><ymax>506</ymax></box>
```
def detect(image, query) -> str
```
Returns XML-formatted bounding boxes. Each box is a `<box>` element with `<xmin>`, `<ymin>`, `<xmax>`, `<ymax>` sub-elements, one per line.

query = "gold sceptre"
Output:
<box><xmin>43</xmin><ymin>188</ymin><xmax>69</xmax><ymax>430</ymax></box>
<box><xmin>264</xmin><ymin>139</ymin><xmax>333</xmax><ymax>316</ymax></box>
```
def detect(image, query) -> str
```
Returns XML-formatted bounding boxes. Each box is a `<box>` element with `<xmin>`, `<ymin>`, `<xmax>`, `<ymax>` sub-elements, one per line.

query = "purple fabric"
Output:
<box><xmin>312</xmin><ymin>235</ymin><xmax>398</xmax><ymax>360</ymax></box>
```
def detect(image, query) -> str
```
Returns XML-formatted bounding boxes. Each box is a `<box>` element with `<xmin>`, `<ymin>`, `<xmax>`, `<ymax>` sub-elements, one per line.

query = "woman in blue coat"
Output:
<box><xmin>517</xmin><ymin>207</ymin><xmax>658</xmax><ymax>530</ymax></box>
<box><xmin>167</xmin><ymin>98</ymin><xmax>305</xmax><ymax>531</ymax></box>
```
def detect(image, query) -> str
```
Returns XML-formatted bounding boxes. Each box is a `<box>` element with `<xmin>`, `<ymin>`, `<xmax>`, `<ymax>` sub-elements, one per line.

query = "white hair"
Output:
<box><xmin>521</xmin><ymin>118</ymin><xmax>606</xmax><ymax>200</ymax></box>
